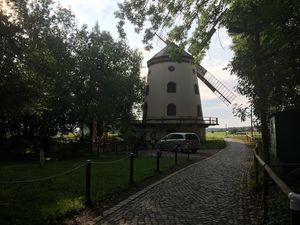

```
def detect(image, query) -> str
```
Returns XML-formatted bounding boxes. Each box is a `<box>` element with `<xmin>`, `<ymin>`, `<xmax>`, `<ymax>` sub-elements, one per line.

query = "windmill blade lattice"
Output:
<box><xmin>196</xmin><ymin>65</ymin><xmax>236</xmax><ymax>106</ymax></box>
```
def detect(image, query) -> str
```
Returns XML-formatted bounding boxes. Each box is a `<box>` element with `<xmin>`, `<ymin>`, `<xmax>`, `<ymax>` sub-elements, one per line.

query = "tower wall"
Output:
<box><xmin>145</xmin><ymin>61</ymin><xmax>203</xmax><ymax>118</ymax></box>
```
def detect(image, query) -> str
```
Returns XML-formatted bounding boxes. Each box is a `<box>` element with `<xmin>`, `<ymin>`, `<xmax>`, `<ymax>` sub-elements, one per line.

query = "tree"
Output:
<box><xmin>73</xmin><ymin>23</ymin><xmax>143</xmax><ymax>153</ymax></box>
<box><xmin>1</xmin><ymin>0</ymin><xmax>78</xmax><ymax>136</ymax></box>
<box><xmin>116</xmin><ymin>0</ymin><xmax>300</xmax><ymax>161</ymax></box>
<box><xmin>0</xmin><ymin>0</ymin><xmax>144</xmax><ymax>154</ymax></box>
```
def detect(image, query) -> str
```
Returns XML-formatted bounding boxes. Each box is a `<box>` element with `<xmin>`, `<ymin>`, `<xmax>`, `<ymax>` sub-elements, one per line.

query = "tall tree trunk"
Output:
<box><xmin>80</xmin><ymin>123</ymin><xmax>84</xmax><ymax>141</ymax></box>
<box><xmin>254</xmin><ymin>25</ymin><xmax>270</xmax><ymax>164</ymax></box>
<box><xmin>260</xmin><ymin>110</ymin><xmax>270</xmax><ymax>163</ymax></box>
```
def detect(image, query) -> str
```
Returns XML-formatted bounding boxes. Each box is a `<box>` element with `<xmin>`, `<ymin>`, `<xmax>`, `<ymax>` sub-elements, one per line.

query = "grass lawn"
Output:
<box><xmin>201</xmin><ymin>131</ymin><xmax>226</xmax><ymax>150</ymax></box>
<box><xmin>206</xmin><ymin>131</ymin><xmax>227</xmax><ymax>140</ymax></box>
<box><xmin>205</xmin><ymin>131</ymin><xmax>262</xmax><ymax>147</ymax></box>
<box><xmin>0</xmin><ymin>154</ymin><xmax>186</xmax><ymax>225</ymax></box>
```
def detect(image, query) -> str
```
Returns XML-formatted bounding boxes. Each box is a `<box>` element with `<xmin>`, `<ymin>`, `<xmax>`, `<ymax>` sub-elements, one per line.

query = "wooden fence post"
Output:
<box><xmin>129</xmin><ymin>153</ymin><xmax>134</xmax><ymax>184</ymax></box>
<box><xmin>85</xmin><ymin>160</ymin><xmax>92</xmax><ymax>206</ymax></box>
<box><xmin>254</xmin><ymin>146</ymin><xmax>259</xmax><ymax>189</ymax></box>
<box><xmin>263</xmin><ymin>170</ymin><xmax>269</xmax><ymax>223</ymax></box>
<box><xmin>156</xmin><ymin>150</ymin><xmax>160</xmax><ymax>172</ymax></box>
<box><xmin>289</xmin><ymin>193</ymin><xmax>300</xmax><ymax>225</ymax></box>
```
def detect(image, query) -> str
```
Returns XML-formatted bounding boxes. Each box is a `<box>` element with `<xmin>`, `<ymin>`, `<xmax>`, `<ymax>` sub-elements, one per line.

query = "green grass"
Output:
<box><xmin>0</xmin><ymin>154</ymin><xmax>185</xmax><ymax>225</ymax></box>
<box><xmin>206</xmin><ymin>131</ymin><xmax>227</xmax><ymax>140</ymax></box>
<box><xmin>203</xmin><ymin>130</ymin><xmax>262</xmax><ymax>149</ymax></box>
<box><xmin>206</xmin><ymin>131</ymin><xmax>262</xmax><ymax>145</ymax></box>
<box><xmin>201</xmin><ymin>131</ymin><xmax>226</xmax><ymax>149</ymax></box>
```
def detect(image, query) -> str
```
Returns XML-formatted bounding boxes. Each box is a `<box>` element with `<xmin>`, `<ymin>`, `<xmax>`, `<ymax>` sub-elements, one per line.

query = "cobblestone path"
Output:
<box><xmin>95</xmin><ymin>138</ymin><xmax>255</xmax><ymax>225</ymax></box>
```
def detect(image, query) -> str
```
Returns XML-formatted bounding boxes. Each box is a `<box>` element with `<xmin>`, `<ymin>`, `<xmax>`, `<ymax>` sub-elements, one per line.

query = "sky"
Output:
<box><xmin>57</xmin><ymin>0</ymin><xmax>251</xmax><ymax>128</ymax></box>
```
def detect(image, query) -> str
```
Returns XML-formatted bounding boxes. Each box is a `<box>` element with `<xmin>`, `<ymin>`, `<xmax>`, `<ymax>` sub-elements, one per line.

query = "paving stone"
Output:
<box><xmin>94</xmin><ymin>139</ymin><xmax>258</xmax><ymax>225</ymax></box>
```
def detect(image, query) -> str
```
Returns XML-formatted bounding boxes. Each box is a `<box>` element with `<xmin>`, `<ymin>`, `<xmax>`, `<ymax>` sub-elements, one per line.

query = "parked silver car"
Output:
<box><xmin>156</xmin><ymin>132</ymin><xmax>200</xmax><ymax>153</ymax></box>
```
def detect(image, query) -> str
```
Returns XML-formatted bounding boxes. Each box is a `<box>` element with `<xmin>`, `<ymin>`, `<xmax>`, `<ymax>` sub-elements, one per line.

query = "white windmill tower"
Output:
<box><xmin>142</xmin><ymin>37</ymin><xmax>236</xmax><ymax>141</ymax></box>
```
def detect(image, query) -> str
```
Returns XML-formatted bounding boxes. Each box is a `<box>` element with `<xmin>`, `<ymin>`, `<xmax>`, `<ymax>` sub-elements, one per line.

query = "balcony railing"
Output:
<box><xmin>132</xmin><ymin>116</ymin><xmax>218</xmax><ymax>126</ymax></box>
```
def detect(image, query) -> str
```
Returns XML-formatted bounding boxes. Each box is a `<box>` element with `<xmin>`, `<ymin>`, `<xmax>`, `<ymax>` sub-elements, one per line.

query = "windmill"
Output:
<box><xmin>134</xmin><ymin>32</ymin><xmax>236</xmax><ymax>142</ymax></box>
<box><xmin>155</xmin><ymin>33</ymin><xmax>236</xmax><ymax>106</ymax></box>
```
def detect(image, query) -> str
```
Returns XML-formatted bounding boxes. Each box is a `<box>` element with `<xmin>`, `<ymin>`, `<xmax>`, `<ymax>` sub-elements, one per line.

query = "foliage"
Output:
<box><xmin>115</xmin><ymin>0</ymin><xmax>228</xmax><ymax>62</ymax></box>
<box><xmin>201</xmin><ymin>139</ymin><xmax>226</xmax><ymax>150</ymax></box>
<box><xmin>0</xmin><ymin>155</ymin><xmax>186</xmax><ymax>225</ymax></box>
<box><xmin>226</xmin><ymin>0</ymin><xmax>300</xmax><ymax>114</ymax></box>
<box><xmin>266</xmin><ymin>190</ymin><xmax>289</xmax><ymax>225</ymax></box>
<box><xmin>0</xmin><ymin>0</ymin><xmax>144</xmax><ymax>153</ymax></box>
<box><xmin>73</xmin><ymin>23</ymin><xmax>144</xmax><ymax>137</ymax></box>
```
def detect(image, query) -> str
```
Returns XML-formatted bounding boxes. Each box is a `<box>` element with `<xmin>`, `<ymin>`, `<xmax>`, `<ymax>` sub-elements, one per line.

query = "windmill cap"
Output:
<box><xmin>147</xmin><ymin>45</ymin><xmax>193</xmax><ymax>67</ymax></box>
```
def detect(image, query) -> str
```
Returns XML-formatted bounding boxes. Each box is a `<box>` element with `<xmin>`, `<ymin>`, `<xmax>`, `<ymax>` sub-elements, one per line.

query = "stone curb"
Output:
<box><xmin>92</xmin><ymin>147</ymin><xmax>226</xmax><ymax>224</ymax></box>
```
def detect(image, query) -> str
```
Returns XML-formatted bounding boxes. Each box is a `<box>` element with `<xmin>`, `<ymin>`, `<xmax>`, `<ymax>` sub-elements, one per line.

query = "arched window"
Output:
<box><xmin>197</xmin><ymin>105</ymin><xmax>202</xmax><ymax>117</ymax></box>
<box><xmin>143</xmin><ymin>103</ymin><xmax>148</xmax><ymax>120</ymax></box>
<box><xmin>167</xmin><ymin>103</ymin><xmax>176</xmax><ymax>116</ymax></box>
<box><xmin>194</xmin><ymin>84</ymin><xmax>199</xmax><ymax>95</ymax></box>
<box><xmin>167</xmin><ymin>82</ymin><xmax>176</xmax><ymax>93</ymax></box>
<box><xmin>145</xmin><ymin>85</ymin><xmax>149</xmax><ymax>96</ymax></box>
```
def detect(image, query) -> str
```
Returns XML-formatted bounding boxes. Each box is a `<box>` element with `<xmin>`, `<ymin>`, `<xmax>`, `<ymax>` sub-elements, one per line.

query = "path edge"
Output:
<box><xmin>92</xmin><ymin>147</ymin><xmax>227</xmax><ymax>224</ymax></box>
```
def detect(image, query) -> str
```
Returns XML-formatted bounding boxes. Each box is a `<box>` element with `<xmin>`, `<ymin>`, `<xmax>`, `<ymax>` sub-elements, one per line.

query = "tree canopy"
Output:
<box><xmin>0</xmin><ymin>0</ymin><xmax>143</xmax><ymax>153</ymax></box>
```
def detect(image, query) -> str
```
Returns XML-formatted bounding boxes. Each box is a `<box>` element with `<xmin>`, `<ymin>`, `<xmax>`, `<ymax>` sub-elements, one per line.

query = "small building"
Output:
<box><xmin>270</xmin><ymin>109</ymin><xmax>300</xmax><ymax>163</ymax></box>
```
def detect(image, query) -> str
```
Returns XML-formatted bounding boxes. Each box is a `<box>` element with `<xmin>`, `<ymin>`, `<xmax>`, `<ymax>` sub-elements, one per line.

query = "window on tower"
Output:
<box><xmin>167</xmin><ymin>104</ymin><xmax>176</xmax><ymax>116</ymax></box>
<box><xmin>167</xmin><ymin>82</ymin><xmax>176</xmax><ymax>93</ymax></box>
<box><xmin>194</xmin><ymin>84</ymin><xmax>199</xmax><ymax>95</ymax></box>
<box><xmin>145</xmin><ymin>85</ymin><xmax>149</xmax><ymax>95</ymax></box>
<box><xmin>168</xmin><ymin>66</ymin><xmax>175</xmax><ymax>72</ymax></box>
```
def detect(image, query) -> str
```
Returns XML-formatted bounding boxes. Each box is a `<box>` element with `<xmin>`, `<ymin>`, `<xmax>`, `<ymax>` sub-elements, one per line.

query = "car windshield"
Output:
<box><xmin>167</xmin><ymin>134</ymin><xmax>184</xmax><ymax>139</ymax></box>
<box><xmin>186</xmin><ymin>134</ymin><xmax>198</xmax><ymax>140</ymax></box>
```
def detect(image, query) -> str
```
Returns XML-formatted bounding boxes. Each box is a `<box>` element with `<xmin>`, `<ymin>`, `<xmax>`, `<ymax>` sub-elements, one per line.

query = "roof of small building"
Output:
<box><xmin>147</xmin><ymin>45</ymin><xmax>193</xmax><ymax>67</ymax></box>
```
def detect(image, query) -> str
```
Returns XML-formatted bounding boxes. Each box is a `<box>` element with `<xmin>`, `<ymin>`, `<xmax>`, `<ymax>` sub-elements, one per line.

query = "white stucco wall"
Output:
<box><xmin>145</xmin><ymin>61</ymin><xmax>203</xmax><ymax>119</ymax></box>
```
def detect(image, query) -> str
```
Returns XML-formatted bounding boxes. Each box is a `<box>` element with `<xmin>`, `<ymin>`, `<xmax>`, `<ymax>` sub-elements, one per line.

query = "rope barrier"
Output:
<box><xmin>0</xmin><ymin>163</ymin><xmax>87</xmax><ymax>184</ymax></box>
<box><xmin>0</xmin><ymin>156</ymin><xmax>132</xmax><ymax>184</ymax></box>
<box><xmin>91</xmin><ymin>156</ymin><xmax>130</xmax><ymax>165</ymax></box>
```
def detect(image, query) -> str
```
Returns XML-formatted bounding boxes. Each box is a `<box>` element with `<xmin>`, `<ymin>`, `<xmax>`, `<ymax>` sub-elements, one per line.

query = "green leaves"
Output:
<box><xmin>116</xmin><ymin>0</ymin><xmax>227</xmax><ymax>60</ymax></box>
<box><xmin>0</xmin><ymin>0</ymin><xmax>143</xmax><ymax>148</ymax></box>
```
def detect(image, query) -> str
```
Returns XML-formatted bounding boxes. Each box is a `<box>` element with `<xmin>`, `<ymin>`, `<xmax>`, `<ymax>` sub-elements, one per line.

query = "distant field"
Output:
<box><xmin>206</xmin><ymin>131</ymin><xmax>226</xmax><ymax>140</ymax></box>
<box><xmin>202</xmin><ymin>132</ymin><xmax>226</xmax><ymax>150</ymax></box>
<box><xmin>203</xmin><ymin>131</ymin><xmax>261</xmax><ymax>149</ymax></box>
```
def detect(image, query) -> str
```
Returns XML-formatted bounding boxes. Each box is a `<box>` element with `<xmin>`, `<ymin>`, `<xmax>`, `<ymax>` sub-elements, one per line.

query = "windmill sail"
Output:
<box><xmin>196</xmin><ymin>65</ymin><xmax>236</xmax><ymax>106</ymax></box>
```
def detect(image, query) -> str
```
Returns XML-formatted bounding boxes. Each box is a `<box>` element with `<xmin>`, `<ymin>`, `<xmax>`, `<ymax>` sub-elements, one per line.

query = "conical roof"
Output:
<box><xmin>147</xmin><ymin>45</ymin><xmax>193</xmax><ymax>67</ymax></box>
